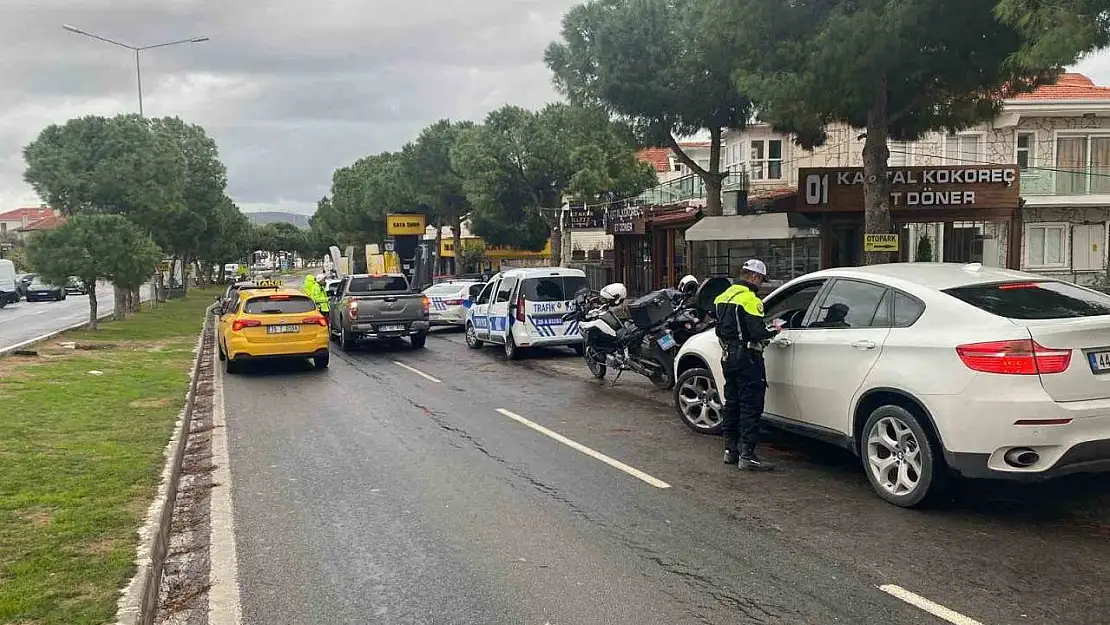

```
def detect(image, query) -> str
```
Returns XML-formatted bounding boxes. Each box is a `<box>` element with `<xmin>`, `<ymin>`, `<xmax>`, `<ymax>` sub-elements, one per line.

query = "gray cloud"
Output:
<box><xmin>0</xmin><ymin>0</ymin><xmax>578</xmax><ymax>214</ymax></box>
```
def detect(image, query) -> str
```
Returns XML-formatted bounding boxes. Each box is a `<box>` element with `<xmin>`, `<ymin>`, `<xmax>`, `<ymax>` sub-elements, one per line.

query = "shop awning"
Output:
<box><xmin>684</xmin><ymin>213</ymin><xmax>820</xmax><ymax>242</ymax></box>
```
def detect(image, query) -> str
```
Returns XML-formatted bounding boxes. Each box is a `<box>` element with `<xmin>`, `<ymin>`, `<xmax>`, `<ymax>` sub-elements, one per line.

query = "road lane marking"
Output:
<box><xmin>392</xmin><ymin>360</ymin><xmax>442</xmax><ymax>383</ymax></box>
<box><xmin>879</xmin><ymin>585</ymin><xmax>985</xmax><ymax>625</ymax></box>
<box><xmin>209</xmin><ymin>340</ymin><xmax>244</xmax><ymax>624</ymax></box>
<box><xmin>495</xmin><ymin>408</ymin><xmax>671</xmax><ymax>489</ymax></box>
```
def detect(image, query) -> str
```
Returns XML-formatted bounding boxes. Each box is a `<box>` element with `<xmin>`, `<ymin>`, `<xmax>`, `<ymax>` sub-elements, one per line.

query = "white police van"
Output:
<box><xmin>464</xmin><ymin>267</ymin><xmax>587</xmax><ymax>360</ymax></box>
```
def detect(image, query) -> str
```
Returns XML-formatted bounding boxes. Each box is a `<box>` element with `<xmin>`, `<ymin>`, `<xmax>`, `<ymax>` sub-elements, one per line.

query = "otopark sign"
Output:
<box><xmin>796</xmin><ymin>165</ymin><xmax>1021</xmax><ymax>212</ymax></box>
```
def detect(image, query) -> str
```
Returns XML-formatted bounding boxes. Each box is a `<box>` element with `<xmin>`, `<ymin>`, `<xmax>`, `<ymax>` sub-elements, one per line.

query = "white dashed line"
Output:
<box><xmin>392</xmin><ymin>361</ymin><xmax>443</xmax><ymax>383</ymax></box>
<box><xmin>879</xmin><ymin>585</ymin><xmax>985</xmax><ymax>625</ymax></box>
<box><xmin>495</xmin><ymin>408</ymin><xmax>671</xmax><ymax>489</ymax></box>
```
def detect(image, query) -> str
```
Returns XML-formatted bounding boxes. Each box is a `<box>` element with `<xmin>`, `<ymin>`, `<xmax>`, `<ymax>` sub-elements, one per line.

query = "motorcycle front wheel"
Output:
<box><xmin>584</xmin><ymin>345</ymin><xmax>606</xmax><ymax>379</ymax></box>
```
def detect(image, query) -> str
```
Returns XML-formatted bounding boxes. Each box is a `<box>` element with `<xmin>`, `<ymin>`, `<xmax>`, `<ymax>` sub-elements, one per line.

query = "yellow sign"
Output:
<box><xmin>255</xmin><ymin>279</ymin><xmax>283</xmax><ymax>288</ymax></box>
<box><xmin>439</xmin><ymin>236</ymin><xmax>551</xmax><ymax>259</ymax></box>
<box><xmin>864</xmin><ymin>234</ymin><xmax>899</xmax><ymax>253</ymax></box>
<box><xmin>386</xmin><ymin>213</ymin><xmax>426</xmax><ymax>236</ymax></box>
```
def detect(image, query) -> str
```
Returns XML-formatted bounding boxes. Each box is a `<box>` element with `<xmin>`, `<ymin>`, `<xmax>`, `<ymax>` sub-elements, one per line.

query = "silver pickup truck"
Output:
<box><xmin>326</xmin><ymin>273</ymin><xmax>430</xmax><ymax>350</ymax></box>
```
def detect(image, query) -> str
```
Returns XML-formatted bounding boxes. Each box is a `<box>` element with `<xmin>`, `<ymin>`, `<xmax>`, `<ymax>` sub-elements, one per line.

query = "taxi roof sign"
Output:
<box><xmin>253</xmin><ymin>279</ymin><xmax>284</xmax><ymax>288</ymax></box>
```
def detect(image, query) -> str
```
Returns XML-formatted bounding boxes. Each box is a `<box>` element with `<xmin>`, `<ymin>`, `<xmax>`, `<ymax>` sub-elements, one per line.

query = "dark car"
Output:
<box><xmin>25</xmin><ymin>277</ymin><xmax>66</xmax><ymax>302</ymax></box>
<box><xmin>65</xmin><ymin>276</ymin><xmax>89</xmax><ymax>295</ymax></box>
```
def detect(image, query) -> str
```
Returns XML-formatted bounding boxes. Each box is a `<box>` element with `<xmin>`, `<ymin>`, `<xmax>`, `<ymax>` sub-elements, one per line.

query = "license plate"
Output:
<box><xmin>266</xmin><ymin>324</ymin><xmax>300</xmax><ymax>334</ymax></box>
<box><xmin>657</xmin><ymin>333</ymin><xmax>676</xmax><ymax>350</ymax></box>
<box><xmin>1089</xmin><ymin>350</ymin><xmax>1110</xmax><ymax>372</ymax></box>
<box><xmin>379</xmin><ymin>324</ymin><xmax>405</xmax><ymax>332</ymax></box>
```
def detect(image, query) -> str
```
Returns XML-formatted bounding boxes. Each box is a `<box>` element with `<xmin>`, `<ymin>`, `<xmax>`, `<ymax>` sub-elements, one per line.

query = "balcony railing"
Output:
<box><xmin>632</xmin><ymin>170</ymin><xmax>750</xmax><ymax>206</ymax></box>
<box><xmin>1021</xmin><ymin>167</ymin><xmax>1110</xmax><ymax>196</ymax></box>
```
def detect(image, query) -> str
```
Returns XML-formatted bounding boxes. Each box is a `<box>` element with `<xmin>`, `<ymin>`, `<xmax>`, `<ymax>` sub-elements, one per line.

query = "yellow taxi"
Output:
<box><xmin>216</xmin><ymin>281</ymin><xmax>330</xmax><ymax>374</ymax></box>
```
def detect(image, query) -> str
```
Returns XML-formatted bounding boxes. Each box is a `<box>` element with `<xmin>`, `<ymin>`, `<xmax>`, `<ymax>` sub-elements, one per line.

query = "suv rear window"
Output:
<box><xmin>943</xmin><ymin>281</ymin><xmax>1110</xmax><ymax>319</ymax></box>
<box><xmin>348</xmin><ymin>276</ymin><xmax>409</xmax><ymax>292</ymax></box>
<box><xmin>244</xmin><ymin>295</ymin><xmax>316</xmax><ymax>314</ymax></box>
<box><xmin>520</xmin><ymin>276</ymin><xmax>588</xmax><ymax>302</ymax></box>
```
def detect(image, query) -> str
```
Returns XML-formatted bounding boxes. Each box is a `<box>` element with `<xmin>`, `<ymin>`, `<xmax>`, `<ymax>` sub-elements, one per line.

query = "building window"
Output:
<box><xmin>944</xmin><ymin>133</ymin><xmax>984</xmax><ymax>164</ymax></box>
<box><xmin>1071</xmin><ymin>223</ymin><xmax>1106</xmax><ymax>272</ymax></box>
<box><xmin>888</xmin><ymin>141</ymin><xmax>911</xmax><ymax>167</ymax></box>
<box><xmin>1024</xmin><ymin>223</ymin><xmax>1067</xmax><ymax>269</ymax></box>
<box><xmin>1055</xmin><ymin>134</ymin><xmax>1110</xmax><ymax>194</ymax></box>
<box><xmin>1016</xmin><ymin>132</ymin><xmax>1035</xmax><ymax>170</ymax></box>
<box><xmin>0</xmin><ymin>223</ymin><xmax>5</xmax><ymax>233</ymax></box>
<box><xmin>750</xmin><ymin>139</ymin><xmax>783</xmax><ymax>180</ymax></box>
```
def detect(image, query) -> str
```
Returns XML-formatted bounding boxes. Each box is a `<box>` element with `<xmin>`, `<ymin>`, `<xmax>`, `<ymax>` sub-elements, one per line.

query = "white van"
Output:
<box><xmin>0</xmin><ymin>259</ymin><xmax>18</xmax><ymax>308</ymax></box>
<box><xmin>464</xmin><ymin>267</ymin><xmax>588</xmax><ymax>360</ymax></box>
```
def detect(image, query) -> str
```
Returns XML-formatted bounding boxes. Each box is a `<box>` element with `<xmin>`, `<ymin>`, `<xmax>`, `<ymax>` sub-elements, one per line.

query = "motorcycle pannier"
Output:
<box><xmin>627</xmin><ymin>289</ymin><xmax>675</xmax><ymax>329</ymax></box>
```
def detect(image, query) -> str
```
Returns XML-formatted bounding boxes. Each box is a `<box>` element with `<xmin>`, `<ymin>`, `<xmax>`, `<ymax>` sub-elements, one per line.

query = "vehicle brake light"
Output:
<box><xmin>516</xmin><ymin>295</ymin><xmax>526</xmax><ymax>322</ymax></box>
<box><xmin>268</xmin><ymin>294</ymin><xmax>291</xmax><ymax>300</ymax></box>
<box><xmin>997</xmin><ymin>282</ymin><xmax>1042</xmax><ymax>290</ymax></box>
<box><xmin>421</xmin><ymin>296</ymin><xmax>430</xmax><ymax>315</ymax></box>
<box><xmin>443</xmin><ymin>298</ymin><xmax>462</xmax><ymax>306</ymax></box>
<box><xmin>301</xmin><ymin>315</ymin><xmax>328</xmax><ymax>326</ymax></box>
<box><xmin>231</xmin><ymin>319</ymin><xmax>262</xmax><ymax>332</ymax></box>
<box><xmin>955</xmin><ymin>339</ymin><xmax>1071</xmax><ymax>375</ymax></box>
<box><xmin>348</xmin><ymin>300</ymin><xmax>358</xmax><ymax>319</ymax></box>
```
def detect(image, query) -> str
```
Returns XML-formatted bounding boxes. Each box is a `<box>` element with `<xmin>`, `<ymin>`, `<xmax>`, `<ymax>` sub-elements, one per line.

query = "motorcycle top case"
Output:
<box><xmin>627</xmin><ymin>289</ymin><xmax>676</xmax><ymax>329</ymax></box>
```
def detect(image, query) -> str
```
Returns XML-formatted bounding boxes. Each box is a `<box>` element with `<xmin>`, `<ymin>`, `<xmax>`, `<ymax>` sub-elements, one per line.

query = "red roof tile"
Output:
<box><xmin>0</xmin><ymin>207</ymin><xmax>52</xmax><ymax>222</ymax></box>
<box><xmin>18</xmin><ymin>214</ymin><xmax>66</xmax><ymax>232</ymax></box>
<box><xmin>678</xmin><ymin>141</ymin><xmax>712</xmax><ymax>149</ymax></box>
<box><xmin>1011</xmin><ymin>73</ymin><xmax>1110</xmax><ymax>101</ymax></box>
<box><xmin>637</xmin><ymin>147</ymin><xmax>673</xmax><ymax>173</ymax></box>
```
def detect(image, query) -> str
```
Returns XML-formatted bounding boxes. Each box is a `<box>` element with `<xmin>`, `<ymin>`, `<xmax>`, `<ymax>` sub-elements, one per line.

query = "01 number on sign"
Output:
<box><xmin>804</xmin><ymin>173</ymin><xmax>829</xmax><ymax>205</ymax></box>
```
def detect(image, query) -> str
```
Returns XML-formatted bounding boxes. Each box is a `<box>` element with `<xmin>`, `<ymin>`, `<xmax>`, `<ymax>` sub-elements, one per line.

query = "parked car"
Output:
<box><xmin>0</xmin><ymin>261</ymin><xmax>18</xmax><ymax>307</ymax></box>
<box><xmin>672</xmin><ymin>263</ymin><xmax>1110</xmax><ymax>508</ymax></box>
<box><xmin>423</xmin><ymin>280</ymin><xmax>484</xmax><ymax>327</ymax></box>
<box><xmin>24</xmin><ymin>276</ymin><xmax>66</xmax><ymax>302</ymax></box>
<box><xmin>65</xmin><ymin>276</ymin><xmax>89</xmax><ymax>295</ymax></box>
<box><xmin>327</xmin><ymin>273</ymin><xmax>430</xmax><ymax>350</ymax></box>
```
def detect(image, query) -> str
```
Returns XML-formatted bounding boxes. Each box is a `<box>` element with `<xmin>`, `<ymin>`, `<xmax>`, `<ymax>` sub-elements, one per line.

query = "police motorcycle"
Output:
<box><xmin>562</xmin><ymin>276</ymin><xmax>728</xmax><ymax>390</ymax></box>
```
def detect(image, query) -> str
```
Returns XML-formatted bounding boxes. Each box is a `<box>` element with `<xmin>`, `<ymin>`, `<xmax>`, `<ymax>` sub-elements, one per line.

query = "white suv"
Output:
<box><xmin>673</xmin><ymin>263</ymin><xmax>1110</xmax><ymax>507</ymax></box>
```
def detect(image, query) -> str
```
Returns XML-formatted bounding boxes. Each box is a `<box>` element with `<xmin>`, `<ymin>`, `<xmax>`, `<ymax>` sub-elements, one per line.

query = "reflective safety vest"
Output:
<box><xmin>713</xmin><ymin>284</ymin><xmax>764</xmax><ymax>318</ymax></box>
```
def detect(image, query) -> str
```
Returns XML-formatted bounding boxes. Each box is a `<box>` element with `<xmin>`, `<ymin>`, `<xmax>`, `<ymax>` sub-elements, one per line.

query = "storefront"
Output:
<box><xmin>606</xmin><ymin>204</ymin><xmax>701</xmax><ymax>294</ymax></box>
<box><xmin>439</xmin><ymin>236</ymin><xmax>552</xmax><ymax>273</ymax></box>
<box><xmin>685</xmin><ymin>212</ymin><xmax>821</xmax><ymax>280</ymax></box>
<box><xmin>795</xmin><ymin>165</ymin><xmax>1023</xmax><ymax>269</ymax></box>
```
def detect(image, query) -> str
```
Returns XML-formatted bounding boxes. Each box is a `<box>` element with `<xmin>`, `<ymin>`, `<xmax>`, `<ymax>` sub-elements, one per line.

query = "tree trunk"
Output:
<box><xmin>180</xmin><ymin>255</ymin><xmax>190</xmax><ymax>296</ymax></box>
<box><xmin>113</xmin><ymin>284</ymin><xmax>126</xmax><ymax>320</ymax></box>
<box><xmin>550</xmin><ymin>224</ymin><xmax>563</xmax><ymax>267</ymax></box>
<box><xmin>87</xmin><ymin>287</ymin><xmax>99</xmax><ymax>331</ymax></box>
<box><xmin>862</xmin><ymin>76</ymin><xmax>895</xmax><ymax>266</ymax></box>
<box><xmin>705</xmin><ymin>126</ymin><xmax>725</xmax><ymax>217</ymax></box>
<box><xmin>450</xmin><ymin>213</ymin><xmax>463</xmax><ymax>276</ymax></box>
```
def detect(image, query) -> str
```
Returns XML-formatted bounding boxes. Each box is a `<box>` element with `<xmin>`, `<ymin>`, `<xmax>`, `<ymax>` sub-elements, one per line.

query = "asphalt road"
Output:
<box><xmin>218</xmin><ymin>327</ymin><xmax>1110</xmax><ymax>625</ymax></box>
<box><xmin>0</xmin><ymin>282</ymin><xmax>115</xmax><ymax>351</ymax></box>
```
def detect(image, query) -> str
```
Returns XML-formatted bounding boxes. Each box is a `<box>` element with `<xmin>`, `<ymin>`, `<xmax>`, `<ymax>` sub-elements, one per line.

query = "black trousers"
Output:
<box><xmin>721</xmin><ymin>346</ymin><xmax>767</xmax><ymax>451</ymax></box>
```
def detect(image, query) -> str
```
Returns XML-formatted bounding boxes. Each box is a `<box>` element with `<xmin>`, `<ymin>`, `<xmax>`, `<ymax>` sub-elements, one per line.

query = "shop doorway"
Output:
<box><xmin>899</xmin><ymin>221</ymin><xmax>1008</xmax><ymax>266</ymax></box>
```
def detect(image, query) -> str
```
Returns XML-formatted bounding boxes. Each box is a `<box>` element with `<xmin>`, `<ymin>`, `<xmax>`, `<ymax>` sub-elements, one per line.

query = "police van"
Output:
<box><xmin>464</xmin><ymin>267</ymin><xmax>588</xmax><ymax>360</ymax></box>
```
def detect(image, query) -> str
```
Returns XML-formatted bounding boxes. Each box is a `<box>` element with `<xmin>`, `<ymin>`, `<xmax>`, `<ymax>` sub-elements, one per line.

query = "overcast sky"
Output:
<box><xmin>3</xmin><ymin>1</ymin><xmax>1110</xmax><ymax>216</ymax></box>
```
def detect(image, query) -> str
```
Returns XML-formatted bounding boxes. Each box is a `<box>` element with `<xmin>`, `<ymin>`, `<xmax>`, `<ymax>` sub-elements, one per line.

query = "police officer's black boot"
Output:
<box><xmin>723</xmin><ymin>447</ymin><xmax>740</xmax><ymax>465</ymax></box>
<box><xmin>738</xmin><ymin>444</ymin><xmax>774</xmax><ymax>471</ymax></box>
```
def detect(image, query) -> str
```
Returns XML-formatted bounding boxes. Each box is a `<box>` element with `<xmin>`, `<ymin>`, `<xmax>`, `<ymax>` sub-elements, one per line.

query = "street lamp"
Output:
<box><xmin>62</xmin><ymin>24</ymin><xmax>209</xmax><ymax>117</ymax></box>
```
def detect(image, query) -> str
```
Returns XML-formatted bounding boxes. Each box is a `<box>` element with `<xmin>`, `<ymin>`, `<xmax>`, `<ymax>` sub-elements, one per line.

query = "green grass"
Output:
<box><xmin>0</xmin><ymin>287</ymin><xmax>220</xmax><ymax>625</ymax></box>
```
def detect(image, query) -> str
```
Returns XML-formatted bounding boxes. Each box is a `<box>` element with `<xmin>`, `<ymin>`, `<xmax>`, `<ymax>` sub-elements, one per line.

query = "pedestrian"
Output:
<box><xmin>713</xmin><ymin>258</ymin><xmax>779</xmax><ymax>471</ymax></box>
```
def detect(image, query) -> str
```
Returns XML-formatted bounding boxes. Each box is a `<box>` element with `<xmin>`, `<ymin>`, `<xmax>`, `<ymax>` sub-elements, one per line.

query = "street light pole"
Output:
<box><xmin>61</xmin><ymin>24</ymin><xmax>209</xmax><ymax>117</ymax></box>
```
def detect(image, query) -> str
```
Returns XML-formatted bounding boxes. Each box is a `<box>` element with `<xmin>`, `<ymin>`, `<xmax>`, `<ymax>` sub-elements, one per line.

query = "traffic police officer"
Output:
<box><xmin>714</xmin><ymin>259</ymin><xmax>778</xmax><ymax>471</ymax></box>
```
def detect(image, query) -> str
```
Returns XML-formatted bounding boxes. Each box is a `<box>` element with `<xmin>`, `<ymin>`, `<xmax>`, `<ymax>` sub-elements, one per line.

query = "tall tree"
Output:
<box><xmin>322</xmin><ymin>152</ymin><xmax>424</xmax><ymax>248</ymax></box>
<box><xmin>400</xmin><ymin>120</ymin><xmax>474</xmax><ymax>273</ymax></box>
<box><xmin>545</xmin><ymin>0</ymin><xmax>749</xmax><ymax>215</ymax></box>
<box><xmin>25</xmin><ymin>214</ymin><xmax>161</xmax><ymax>329</ymax></box>
<box><xmin>711</xmin><ymin>0</ymin><xmax>1110</xmax><ymax>264</ymax></box>
<box><xmin>196</xmin><ymin>197</ymin><xmax>251</xmax><ymax>282</ymax></box>
<box><xmin>22</xmin><ymin>114</ymin><xmax>187</xmax><ymax>317</ymax></box>
<box><xmin>452</xmin><ymin>104</ymin><xmax>655</xmax><ymax>265</ymax></box>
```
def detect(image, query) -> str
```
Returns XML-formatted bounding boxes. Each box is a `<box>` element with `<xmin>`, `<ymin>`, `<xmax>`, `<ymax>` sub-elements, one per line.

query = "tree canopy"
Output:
<box><xmin>25</xmin><ymin>214</ymin><xmax>161</xmax><ymax>329</ymax></box>
<box><xmin>545</xmin><ymin>0</ymin><xmax>749</xmax><ymax>215</ymax></box>
<box><xmin>708</xmin><ymin>0</ymin><xmax>1110</xmax><ymax>262</ymax></box>
<box><xmin>399</xmin><ymin>120</ymin><xmax>473</xmax><ymax>271</ymax></box>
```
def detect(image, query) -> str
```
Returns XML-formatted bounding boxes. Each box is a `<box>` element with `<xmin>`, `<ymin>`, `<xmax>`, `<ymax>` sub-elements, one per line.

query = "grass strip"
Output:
<box><xmin>0</xmin><ymin>287</ymin><xmax>220</xmax><ymax>625</ymax></box>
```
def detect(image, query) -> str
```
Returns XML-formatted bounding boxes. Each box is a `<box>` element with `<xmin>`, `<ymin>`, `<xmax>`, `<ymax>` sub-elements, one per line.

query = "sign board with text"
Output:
<box><xmin>797</xmin><ymin>166</ymin><xmax>1021</xmax><ymax>212</ymax></box>
<box><xmin>864</xmin><ymin>234</ymin><xmax>899</xmax><ymax>252</ymax></box>
<box><xmin>567</xmin><ymin>205</ymin><xmax>606</xmax><ymax>229</ymax></box>
<box><xmin>386</xmin><ymin>213</ymin><xmax>427</xmax><ymax>236</ymax></box>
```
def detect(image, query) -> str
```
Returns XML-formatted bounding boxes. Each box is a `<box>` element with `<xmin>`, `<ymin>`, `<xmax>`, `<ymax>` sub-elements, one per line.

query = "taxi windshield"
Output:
<box><xmin>244</xmin><ymin>295</ymin><xmax>316</xmax><ymax>314</ymax></box>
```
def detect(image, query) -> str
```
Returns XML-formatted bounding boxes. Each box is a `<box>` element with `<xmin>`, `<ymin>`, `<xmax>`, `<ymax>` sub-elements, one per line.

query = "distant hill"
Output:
<box><xmin>245</xmin><ymin>211</ymin><xmax>311</xmax><ymax>229</ymax></box>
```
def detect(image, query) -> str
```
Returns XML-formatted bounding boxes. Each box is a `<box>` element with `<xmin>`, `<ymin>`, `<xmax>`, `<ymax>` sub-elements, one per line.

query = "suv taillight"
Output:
<box><xmin>956</xmin><ymin>339</ymin><xmax>1071</xmax><ymax>375</ymax></box>
<box><xmin>231</xmin><ymin>319</ymin><xmax>261</xmax><ymax>332</ymax></box>
<box><xmin>347</xmin><ymin>300</ymin><xmax>358</xmax><ymax>319</ymax></box>
<box><xmin>516</xmin><ymin>295</ymin><xmax>526</xmax><ymax>322</ymax></box>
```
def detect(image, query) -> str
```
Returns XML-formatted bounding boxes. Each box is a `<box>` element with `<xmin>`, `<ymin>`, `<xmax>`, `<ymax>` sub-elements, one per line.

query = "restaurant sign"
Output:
<box><xmin>606</xmin><ymin>206</ymin><xmax>646</xmax><ymax>236</ymax></box>
<box><xmin>797</xmin><ymin>165</ymin><xmax>1021</xmax><ymax>212</ymax></box>
<box><xmin>567</xmin><ymin>205</ymin><xmax>606</xmax><ymax>229</ymax></box>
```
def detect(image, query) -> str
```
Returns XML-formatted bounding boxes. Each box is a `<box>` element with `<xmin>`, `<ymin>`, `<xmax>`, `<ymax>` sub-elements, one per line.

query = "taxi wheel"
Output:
<box><xmin>465</xmin><ymin>324</ymin><xmax>483</xmax><ymax>349</ymax></box>
<box><xmin>314</xmin><ymin>352</ymin><xmax>330</xmax><ymax>369</ymax></box>
<box><xmin>217</xmin><ymin>340</ymin><xmax>226</xmax><ymax>361</ymax></box>
<box><xmin>224</xmin><ymin>357</ymin><xmax>240</xmax><ymax>375</ymax></box>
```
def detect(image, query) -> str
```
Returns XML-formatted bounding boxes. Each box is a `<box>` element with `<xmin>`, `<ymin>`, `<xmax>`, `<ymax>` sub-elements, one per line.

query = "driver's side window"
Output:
<box><xmin>765</xmin><ymin>280</ymin><xmax>827</xmax><ymax>330</ymax></box>
<box><xmin>475</xmin><ymin>282</ymin><xmax>494</xmax><ymax>305</ymax></box>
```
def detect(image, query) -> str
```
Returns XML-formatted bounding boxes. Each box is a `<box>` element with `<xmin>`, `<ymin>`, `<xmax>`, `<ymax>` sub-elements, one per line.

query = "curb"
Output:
<box><xmin>114</xmin><ymin>312</ymin><xmax>213</xmax><ymax>625</ymax></box>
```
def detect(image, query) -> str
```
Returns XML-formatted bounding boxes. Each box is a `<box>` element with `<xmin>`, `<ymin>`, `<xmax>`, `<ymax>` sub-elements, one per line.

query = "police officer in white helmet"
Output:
<box><xmin>712</xmin><ymin>258</ymin><xmax>779</xmax><ymax>471</ymax></box>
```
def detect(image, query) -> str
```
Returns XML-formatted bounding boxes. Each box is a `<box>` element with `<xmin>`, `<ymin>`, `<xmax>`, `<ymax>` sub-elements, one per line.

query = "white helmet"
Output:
<box><xmin>741</xmin><ymin>259</ymin><xmax>768</xmax><ymax>278</ymax></box>
<box><xmin>599</xmin><ymin>282</ymin><xmax>628</xmax><ymax>305</ymax></box>
<box><xmin>678</xmin><ymin>274</ymin><xmax>698</xmax><ymax>295</ymax></box>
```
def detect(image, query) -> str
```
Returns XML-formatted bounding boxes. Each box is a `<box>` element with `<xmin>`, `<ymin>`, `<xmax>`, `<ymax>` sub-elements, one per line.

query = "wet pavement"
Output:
<box><xmin>0</xmin><ymin>282</ymin><xmax>142</xmax><ymax>351</ymax></box>
<box><xmin>219</xmin><ymin>327</ymin><xmax>1110</xmax><ymax>625</ymax></box>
